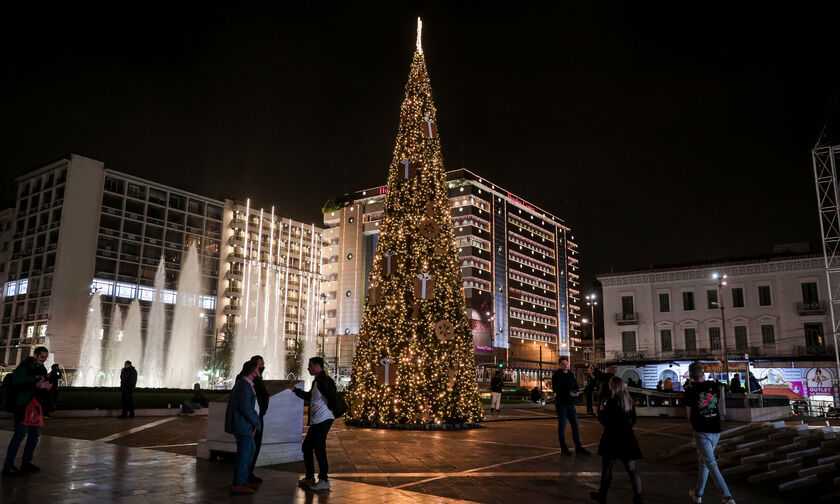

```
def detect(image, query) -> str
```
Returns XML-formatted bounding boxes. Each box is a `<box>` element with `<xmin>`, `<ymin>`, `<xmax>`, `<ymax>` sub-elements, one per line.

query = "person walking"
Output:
<box><xmin>118</xmin><ymin>361</ymin><xmax>137</xmax><ymax>419</ymax></box>
<box><xmin>490</xmin><ymin>370</ymin><xmax>503</xmax><ymax>412</ymax></box>
<box><xmin>685</xmin><ymin>362</ymin><xmax>736</xmax><ymax>504</ymax></box>
<box><xmin>224</xmin><ymin>360</ymin><xmax>261</xmax><ymax>495</ymax></box>
<box><xmin>590</xmin><ymin>377</ymin><xmax>643</xmax><ymax>504</ymax></box>
<box><xmin>239</xmin><ymin>355</ymin><xmax>268</xmax><ymax>485</ymax></box>
<box><xmin>3</xmin><ymin>346</ymin><xmax>52</xmax><ymax>477</ymax></box>
<box><xmin>551</xmin><ymin>357</ymin><xmax>590</xmax><ymax>456</ymax></box>
<box><xmin>287</xmin><ymin>356</ymin><xmax>339</xmax><ymax>492</ymax></box>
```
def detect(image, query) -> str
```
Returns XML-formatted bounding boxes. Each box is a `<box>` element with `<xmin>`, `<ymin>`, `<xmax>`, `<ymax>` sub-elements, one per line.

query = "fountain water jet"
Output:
<box><xmin>166</xmin><ymin>244</ymin><xmax>202</xmax><ymax>388</ymax></box>
<box><xmin>74</xmin><ymin>292</ymin><xmax>104</xmax><ymax>386</ymax></box>
<box><xmin>143</xmin><ymin>257</ymin><xmax>167</xmax><ymax>388</ymax></box>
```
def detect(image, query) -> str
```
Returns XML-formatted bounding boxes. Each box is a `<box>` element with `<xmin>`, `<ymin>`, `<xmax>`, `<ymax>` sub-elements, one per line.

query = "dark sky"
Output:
<box><xmin>3</xmin><ymin>4</ymin><xmax>840</xmax><ymax>295</ymax></box>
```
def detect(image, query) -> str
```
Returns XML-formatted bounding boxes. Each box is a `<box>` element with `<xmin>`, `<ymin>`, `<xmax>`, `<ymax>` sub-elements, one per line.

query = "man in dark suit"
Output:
<box><xmin>234</xmin><ymin>355</ymin><xmax>269</xmax><ymax>485</ymax></box>
<box><xmin>225</xmin><ymin>360</ymin><xmax>261</xmax><ymax>495</ymax></box>
<box><xmin>118</xmin><ymin>361</ymin><xmax>137</xmax><ymax>419</ymax></box>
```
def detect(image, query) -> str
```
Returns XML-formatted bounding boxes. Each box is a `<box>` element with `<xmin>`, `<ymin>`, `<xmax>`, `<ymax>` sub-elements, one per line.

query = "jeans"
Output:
<box><xmin>303</xmin><ymin>419</ymin><xmax>333</xmax><ymax>480</ymax></box>
<box><xmin>555</xmin><ymin>403</ymin><xmax>582</xmax><ymax>450</ymax></box>
<box><xmin>490</xmin><ymin>392</ymin><xmax>501</xmax><ymax>410</ymax></box>
<box><xmin>233</xmin><ymin>433</ymin><xmax>256</xmax><ymax>486</ymax></box>
<box><xmin>4</xmin><ymin>421</ymin><xmax>41</xmax><ymax>470</ymax></box>
<box><xmin>694</xmin><ymin>432</ymin><xmax>731</xmax><ymax>498</ymax></box>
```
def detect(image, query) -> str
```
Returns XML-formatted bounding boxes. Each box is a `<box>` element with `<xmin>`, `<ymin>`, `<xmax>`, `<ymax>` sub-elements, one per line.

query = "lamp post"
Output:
<box><xmin>585</xmin><ymin>294</ymin><xmax>598</xmax><ymax>365</ymax></box>
<box><xmin>713</xmin><ymin>273</ymin><xmax>730</xmax><ymax>380</ymax></box>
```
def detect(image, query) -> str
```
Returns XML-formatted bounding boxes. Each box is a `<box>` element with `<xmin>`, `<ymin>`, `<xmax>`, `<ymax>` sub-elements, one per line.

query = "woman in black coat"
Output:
<box><xmin>590</xmin><ymin>376</ymin><xmax>643</xmax><ymax>504</ymax></box>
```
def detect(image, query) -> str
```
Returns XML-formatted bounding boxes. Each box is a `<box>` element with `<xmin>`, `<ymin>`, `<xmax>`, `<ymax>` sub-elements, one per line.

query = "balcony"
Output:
<box><xmin>615</xmin><ymin>312</ymin><xmax>639</xmax><ymax>325</ymax></box>
<box><xmin>225</xmin><ymin>269</ymin><xmax>244</xmax><ymax>280</ymax></box>
<box><xmin>223</xmin><ymin>288</ymin><xmax>243</xmax><ymax>298</ymax></box>
<box><xmin>796</xmin><ymin>301</ymin><xmax>826</xmax><ymax>316</ymax></box>
<box><xmin>797</xmin><ymin>344</ymin><xmax>835</xmax><ymax>356</ymax></box>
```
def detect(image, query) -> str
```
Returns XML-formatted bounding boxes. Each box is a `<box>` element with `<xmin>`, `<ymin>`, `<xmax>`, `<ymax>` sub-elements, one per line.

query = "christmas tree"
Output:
<box><xmin>346</xmin><ymin>18</ymin><xmax>484</xmax><ymax>426</ymax></box>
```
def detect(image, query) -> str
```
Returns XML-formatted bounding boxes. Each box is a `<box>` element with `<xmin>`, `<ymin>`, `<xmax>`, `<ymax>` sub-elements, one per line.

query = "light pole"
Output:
<box><xmin>712</xmin><ymin>273</ymin><xmax>730</xmax><ymax>381</ymax></box>
<box><xmin>585</xmin><ymin>294</ymin><xmax>598</xmax><ymax>365</ymax></box>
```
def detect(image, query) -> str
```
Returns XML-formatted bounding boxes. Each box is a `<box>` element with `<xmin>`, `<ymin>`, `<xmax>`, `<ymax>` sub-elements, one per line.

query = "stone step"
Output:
<box><xmin>768</xmin><ymin>457</ymin><xmax>805</xmax><ymax>471</ymax></box>
<box><xmin>774</xmin><ymin>439</ymin><xmax>809</xmax><ymax>455</ymax></box>
<box><xmin>748</xmin><ymin>463</ymin><xmax>803</xmax><ymax>483</ymax></box>
<box><xmin>818</xmin><ymin>455</ymin><xmax>840</xmax><ymax>465</ymax></box>
<box><xmin>799</xmin><ymin>462</ymin><xmax>838</xmax><ymax>478</ymax></box>
<box><xmin>721</xmin><ymin>462</ymin><xmax>758</xmax><ymax>478</ymax></box>
<box><xmin>817</xmin><ymin>490</ymin><xmax>840</xmax><ymax>503</ymax></box>
<box><xmin>788</xmin><ymin>447</ymin><xmax>824</xmax><ymax>459</ymax></box>
<box><xmin>741</xmin><ymin>451</ymin><xmax>775</xmax><ymax>465</ymax></box>
<box><xmin>822</xmin><ymin>439</ymin><xmax>840</xmax><ymax>451</ymax></box>
<box><xmin>779</xmin><ymin>474</ymin><xmax>819</xmax><ymax>492</ymax></box>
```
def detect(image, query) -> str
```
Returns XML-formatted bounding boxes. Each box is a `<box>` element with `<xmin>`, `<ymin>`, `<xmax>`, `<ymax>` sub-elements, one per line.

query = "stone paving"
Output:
<box><xmin>1</xmin><ymin>408</ymin><xmax>790</xmax><ymax>503</ymax></box>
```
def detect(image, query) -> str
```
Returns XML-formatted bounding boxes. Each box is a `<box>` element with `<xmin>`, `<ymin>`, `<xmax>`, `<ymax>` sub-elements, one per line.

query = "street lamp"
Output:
<box><xmin>585</xmin><ymin>294</ymin><xmax>598</xmax><ymax>365</ymax></box>
<box><xmin>712</xmin><ymin>273</ymin><xmax>730</xmax><ymax>381</ymax></box>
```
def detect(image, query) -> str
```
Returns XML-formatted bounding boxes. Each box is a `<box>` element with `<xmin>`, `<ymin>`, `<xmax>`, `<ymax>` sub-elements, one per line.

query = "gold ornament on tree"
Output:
<box><xmin>419</xmin><ymin>219</ymin><xmax>441</xmax><ymax>238</ymax></box>
<box><xmin>435</xmin><ymin>319</ymin><xmax>454</xmax><ymax>341</ymax></box>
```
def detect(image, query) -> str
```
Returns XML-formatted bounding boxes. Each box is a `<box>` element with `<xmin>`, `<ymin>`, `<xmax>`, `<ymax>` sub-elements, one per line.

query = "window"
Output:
<box><xmin>761</xmin><ymin>324</ymin><xmax>775</xmax><ymax>345</ymax></box>
<box><xmin>682</xmin><ymin>291</ymin><xmax>695</xmax><ymax>311</ymax></box>
<box><xmin>149</xmin><ymin>188</ymin><xmax>167</xmax><ymax>206</ymax></box>
<box><xmin>104</xmin><ymin>177</ymin><xmax>125</xmax><ymax>194</ymax></box>
<box><xmin>801</xmin><ymin>282</ymin><xmax>819</xmax><ymax>305</ymax></box>
<box><xmin>138</xmin><ymin>286</ymin><xmax>155</xmax><ymax>301</ymax></box>
<box><xmin>804</xmin><ymin>323</ymin><xmax>824</xmax><ymax>349</ymax></box>
<box><xmin>660</xmin><ymin>329</ymin><xmax>672</xmax><ymax>352</ymax></box>
<box><xmin>658</xmin><ymin>293</ymin><xmax>670</xmax><ymax>312</ymax></box>
<box><xmin>621</xmin><ymin>296</ymin><xmax>634</xmax><ymax>316</ymax></box>
<box><xmin>734</xmin><ymin>326</ymin><xmax>748</xmax><ymax>352</ymax></box>
<box><xmin>621</xmin><ymin>331</ymin><xmax>636</xmax><ymax>352</ymax></box>
<box><xmin>169</xmin><ymin>194</ymin><xmax>186</xmax><ymax>211</ymax></box>
<box><xmin>188</xmin><ymin>199</ymin><xmax>205</xmax><ymax>215</ymax></box>
<box><xmin>731</xmin><ymin>287</ymin><xmax>744</xmax><ymax>308</ymax></box>
<box><xmin>91</xmin><ymin>279</ymin><xmax>114</xmax><ymax>296</ymax></box>
<box><xmin>706</xmin><ymin>289</ymin><xmax>718</xmax><ymax>309</ymax></box>
<box><xmin>207</xmin><ymin>204</ymin><xmax>223</xmax><ymax>220</ymax></box>
<box><xmin>758</xmin><ymin>285</ymin><xmax>772</xmax><ymax>306</ymax></box>
<box><xmin>709</xmin><ymin>327</ymin><xmax>721</xmax><ymax>351</ymax></box>
<box><xmin>127</xmin><ymin>183</ymin><xmax>146</xmax><ymax>200</ymax></box>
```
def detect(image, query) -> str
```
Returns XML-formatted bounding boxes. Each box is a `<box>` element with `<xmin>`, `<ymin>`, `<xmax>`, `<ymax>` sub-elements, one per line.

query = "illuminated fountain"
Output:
<box><xmin>165</xmin><ymin>244</ymin><xmax>202</xmax><ymax>388</ymax></box>
<box><xmin>143</xmin><ymin>257</ymin><xmax>167</xmax><ymax>387</ymax></box>
<box><xmin>74</xmin><ymin>292</ymin><xmax>104</xmax><ymax>386</ymax></box>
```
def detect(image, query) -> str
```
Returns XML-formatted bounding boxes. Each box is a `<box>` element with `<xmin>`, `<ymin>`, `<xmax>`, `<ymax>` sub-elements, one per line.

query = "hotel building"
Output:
<box><xmin>321</xmin><ymin>168</ymin><xmax>581</xmax><ymax>388</ymax></box>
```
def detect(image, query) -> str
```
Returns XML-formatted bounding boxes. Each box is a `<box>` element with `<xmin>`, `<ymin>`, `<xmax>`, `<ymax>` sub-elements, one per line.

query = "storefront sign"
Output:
<box><xmin>475</xmin><ymin>345</ymin><xmax>493</xmax><ymax>351</ymax></box>
<box><xmin>703</xmin><ymin>362</ymin><xmax>748</xmax><ymax>373</ymax></box>
<box><xmin>806</xmin><ymin>368</ymin><xmax>835</xmax><ymax>397</ymax></box>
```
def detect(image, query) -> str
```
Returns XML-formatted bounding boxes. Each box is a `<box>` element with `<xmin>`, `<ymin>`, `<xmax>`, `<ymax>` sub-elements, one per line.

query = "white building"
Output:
<box><xmin>597</xmin><ymin>255</ymin><xmax>837</xmax><ymax>402</ymax></box>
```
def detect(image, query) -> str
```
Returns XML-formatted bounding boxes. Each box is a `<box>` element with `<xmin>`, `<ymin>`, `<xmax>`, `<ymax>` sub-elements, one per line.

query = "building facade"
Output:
<box><xmin>321</xmin><ymin>168</ymin><xmax>580</xmax><ymax>389</ymax></box>
<box><xmin>597</xmin><ymin>255</ymin><xmax>838</xmax><ymax>403</ymax></box>
<box><xmin>1</xmin><ymin>154</ymin><xmax>324</xmax><ymax>377</ymax></box>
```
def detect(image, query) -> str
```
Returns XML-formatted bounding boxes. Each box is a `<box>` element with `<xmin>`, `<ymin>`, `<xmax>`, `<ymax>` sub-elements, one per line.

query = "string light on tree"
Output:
<box><xmin>345</xmin><ymin>18</ymin><xmax>483</xmax><ymax>427</ymax></box>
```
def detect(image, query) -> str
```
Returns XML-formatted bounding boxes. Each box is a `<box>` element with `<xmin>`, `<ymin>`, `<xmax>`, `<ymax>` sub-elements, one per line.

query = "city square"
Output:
<box><xmin>2</xmin><ymin>4</ymin><xmax>840</xmax><ymax>503</ymax></box>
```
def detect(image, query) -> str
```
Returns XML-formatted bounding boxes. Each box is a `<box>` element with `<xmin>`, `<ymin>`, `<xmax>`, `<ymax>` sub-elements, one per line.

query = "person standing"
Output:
<box><xmin>590</xmin><ymin>364</ymin><xmax>616</xmax><ymax>404</ymax></box>
<box><xmin>551</xmin><ymin>357</ymin><xmax>590</xmax><ymax>456</ymax></box>
<box><xmin>490</xmin><ymin>371</ymin><xmax>503</xmax><ymax>413</ymax></box>
<box><xmin>45</xmin><ymin>363</ymin><xmax>61</xmax><ymax>416</ymax></box>
<box><xmin>3</xmin><ymin>346</ymin><xmax>52</xmax><ymax>476</ymax></box>
<box><xmin>287</xmin><ymin>357</ymin><xmax>338</xmax><ymax>492</ymax></box>
<box><xmin>585</xmin><ymin>373</ymin><xmax>597</xmax><ymax>415</ymax></box>
<box><xmin>225</xmin><ymin>360</ymin><xmax>261</xmax><ymax>495</ymax></box>
<box><xmin>118</xmin><ymin>361</ymin><xmax>137</xmax><ymax>419</ymax></box>
<box><xmin>590</xmin><ymin>377</ymin><xmax>643</xmax><ymax>504</ymax></box>
<box><xmin>747</xmin><ymin>372</ymin><xmax>766</xmax><ymax>394</ymax></box>
<box><xmin>729</xmin><ymin>374</ymin><xmax>744</xmax><ymax>394</ymax></box>
<box><xmin>662</xmin><ymin>377</ymin><xmax>673</xmax><ymax>391</ymax></box>
<box><xmin>238</xmin><ymin>355</ymin><xmax>268</xmax><ymax>485</ymax></box>
<box><xmin>685</xmin><ymin>362</ymin><xmax>736</xmax><ymax>504</ymax></box>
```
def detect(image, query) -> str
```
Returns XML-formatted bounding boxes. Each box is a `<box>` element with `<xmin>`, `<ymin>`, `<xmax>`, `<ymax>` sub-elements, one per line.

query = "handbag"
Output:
<box><xmin>23</xmin><ymin>397</ymin><xmax>44</xmax><ymax>427</ymax></box>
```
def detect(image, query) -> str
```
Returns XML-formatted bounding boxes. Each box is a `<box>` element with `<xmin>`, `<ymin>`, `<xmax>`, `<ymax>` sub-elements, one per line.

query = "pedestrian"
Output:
<box><xmin>590</xmin><ymin>377</ymin><xmax>643</xmax><ymax>504</ymax></box>
<box><xmin>551</xmin><ymin>357</ymin><xmax>591</xmax><ymax>456</ymax></box>
<box><xmin>590</xmin><ymin>364</ymin><xmax>616</xmax><ymax>404</ymax></box>
<box><xmin>747</xmin><ymin>372</ymin><xmax>766</xmax><ymax>394</ymax></box>
<box><xmin>729</xmin><ymin>374</ymin><xmax>744</xmax><ymax>394</ymax></box>
<box><xmin>530</xmin><ymin>386</ymin><xmax>542</xmax><ymax>403</ymax></box>
<box><xmin>584</xmin><ymin>373</ymin><xmax>597</xmax><ymax>416</ymax></box>
<box><xmin>224</xmin><ymin>360</ymin><xmax>262</xmax><ymax>495</ymax></box>
<box><xmin>180</xmin><ymin>383</ymin><xmax>209</xmax><ymax>414</ymax></box>
<box><xmin>118</xmin><ymin>360</ymin><xmax>137</xmax><ymax>419</ymax></box>
<box><xmin>685</xmin><ymin>362</ymin><xmax>736</xmax><ymax>504</ymax></box>
<box><xmin>490</xmin><ymin>370</ymin><xmax>503</xmax><ymax>412</ymax></box>
<box><xmin>287</xmin><ymin>356</ymin><xmax>340</xmax><ymax>492</ymax></box>
<box><xmin>662</xmin><ymin>377</ymin><xmax>673</xmax><ymax>391</ymax></box>
<box><xmin>45</xmin><ymin>363</ymin><xmax>61</xmax><ymax>416</ymax></box>
<box><xmin>3</xmin><ymin>346</ymin><xmax>52</xmax><ymax>476</ymax></box>
<box><xmin>236</xmin><ymin>355</ymin><xmax>268</xmax><ymax>485</ymax></box>
<box><xmin>656</xmin><ymin>380</ymin><xmax>663</xmax><ymax>391</ymax></box>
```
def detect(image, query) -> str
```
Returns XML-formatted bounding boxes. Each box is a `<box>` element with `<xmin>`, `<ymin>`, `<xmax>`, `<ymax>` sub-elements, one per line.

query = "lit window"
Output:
<box><xmin>201</xmin><ymin>296</ymin><xmax>216</xmax><ymax>310</ymax></box>
<box><xmin>5</xmin><ymin>281</ymin><xmax>17</xmax><ymax>297</ymax></box>
<box><xmin>92</xmin><ymin>279</ymin><xmax>114</xmax><ymax>296</ymax></box>
<box><xmin>138</xmin><ymin>286</ymin><xmax>155</xmax><ymax>301</ymax></box>
<box><xmin>116</xmin><ymin>282</ymin><xmax>136</xmax><ymax>299</ymax></box>
<box><xmin>18</xmin><ymin>279</ymin><xmax>28</xmax><ymax>295</ymax></box>
<box><xmin>162</xmin><ymin>290</ymin><xmax>177</xmax><ymax>304</ymax></box>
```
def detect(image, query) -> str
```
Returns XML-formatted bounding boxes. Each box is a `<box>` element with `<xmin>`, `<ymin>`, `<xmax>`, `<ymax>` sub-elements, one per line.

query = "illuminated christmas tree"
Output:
<box><xmin>346</xmin><ymin>18</ymin><xmax>484</xmax><ymax>426</ymax></box>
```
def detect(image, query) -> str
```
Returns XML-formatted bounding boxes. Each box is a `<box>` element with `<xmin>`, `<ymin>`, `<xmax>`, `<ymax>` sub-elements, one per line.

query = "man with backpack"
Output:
<box><xmin>286</xmin><ymin>356</ymin><xmax>346</xmax><ymax>492</ymax></box>
<box><xmin>3</xmin><ymin>346</ymin><xmax>52</xmax><ymax>477</ymax></box>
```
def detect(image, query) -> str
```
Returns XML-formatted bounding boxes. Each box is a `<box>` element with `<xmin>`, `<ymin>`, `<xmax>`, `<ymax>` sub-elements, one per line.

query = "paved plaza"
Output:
<box><xmin>1</xmin><ymin>408</ymin><xmax>791</xmax><ymax>503</ymax></box>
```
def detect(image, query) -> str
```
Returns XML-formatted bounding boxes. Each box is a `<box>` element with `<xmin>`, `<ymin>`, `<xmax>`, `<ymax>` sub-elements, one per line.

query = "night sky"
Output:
<box><xmin>3</xmin><ymin>4</ymin><xmax>840</xmax><ymax>295</ymax></box>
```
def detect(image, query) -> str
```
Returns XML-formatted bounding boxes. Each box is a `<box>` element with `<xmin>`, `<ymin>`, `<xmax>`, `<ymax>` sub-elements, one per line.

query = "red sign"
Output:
<box><xmin>507</xmin><ymin>192</ymin><xmax>534</xmax><ymax>211</ymax></box>
<box><xmin>378</xmin><ymin>186</ymin><xmax>389</xmax><ymax>195</ymax></box>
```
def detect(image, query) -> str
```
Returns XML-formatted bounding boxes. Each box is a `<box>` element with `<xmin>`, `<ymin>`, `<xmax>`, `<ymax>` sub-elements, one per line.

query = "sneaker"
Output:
<box><xmin>576</xmin><ymin>447</ymin><xmax>591</xmax><ymax>456</ymax></box>
<box><xmin>20</xmin><ymin>463</ymin><xmax>40</xmax><ymax>473</ymax></box>
<box><xmin>1</xmin><ymin>466</ymin><xmax>22</xmax><ymax>477</ymax></box>
<box><xmin>231</xmin><ymin>485</ymin><xmax>255</xmax><ymax>495</ymax></box>
<box><xmin>298</xmin><ymin>477</ymin><xmax>316</xmax><ymax>488</ymax></box>
<box><xmin>721</xmin><ymin>498</ymin><xmax>735</xmax><ymax>504</ymax></box>
<box><xmin>309</xmin><ymin>479</ymin><xmax>331</xmax><ymax>492</ymax></box>
<box><xmin>689</xmin><ymin>490</ymin><xmax>701</xmax><ymax>503</ymax></box>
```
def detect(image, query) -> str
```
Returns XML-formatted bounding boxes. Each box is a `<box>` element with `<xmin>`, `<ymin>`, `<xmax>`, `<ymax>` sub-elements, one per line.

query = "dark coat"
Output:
<box><xmin>592</xmin><ymin>368</ymin><xmax>615</xmax><ymax>402</ymax></box>
<box><xmin>235</xmin><ymin>372</ymin><xmax>269</xmax><ymax>417</ymax></box>
<box><xmin>293</xmin><ymin>371</ymin><xmax>338</xmax><ymax>425</ymax></box>
<box><xmin>12</xmin><ymin>357</ymin><xmax>48</xmax><ymax>409</ymax></box>
<box><xmin>120</xmin><ymin>366</ymin><xmax>138</xmax><ymax>390</ymax></box>
<box><xmin>597</xmin><ymin>397</ymin><xmax>643</xmax><ymax>461</ymax></box>
<box><xmin>224</xmin><ymin>376</ymin><xmax>261</xmax><ymax>436</ymax></box>
<box><xmin>490</xmin><ymin>376</ymin><xmax>503</xmax><ymax>393</ymax></box>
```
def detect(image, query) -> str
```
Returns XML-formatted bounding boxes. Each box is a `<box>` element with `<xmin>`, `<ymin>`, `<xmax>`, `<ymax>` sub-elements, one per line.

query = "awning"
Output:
<box><xmin>763</xmin><ymin>384</ymin><xmax>806</xmax><ymax>400</ymax></box>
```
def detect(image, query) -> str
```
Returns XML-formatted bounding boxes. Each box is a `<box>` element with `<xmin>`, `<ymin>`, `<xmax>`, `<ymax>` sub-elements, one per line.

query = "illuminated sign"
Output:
<box><xmin>378</xmin><ymin>186</ymin><xmax>389</xmax><ymax>195</ymax></box>
<box><xmin>507</xmin><ymin>192</ymin><xmax>534</xmax><ymax>211</ymax></box>
<box><xmin>475</xmin><ymin>345</ymin><xmax>493</xmax><ymax>351</ymax></box>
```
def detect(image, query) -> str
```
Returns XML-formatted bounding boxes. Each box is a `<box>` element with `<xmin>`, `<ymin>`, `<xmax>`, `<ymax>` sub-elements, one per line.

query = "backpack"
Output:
<box><xmin>331</xmin><ymin>394</ymin><xmax>348</xmax><ymax>419</ymax></box>
<box><xmin>2</xmin><ymin>373</ymin><xmax>16</xmax><ymax>412</ymax></box>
